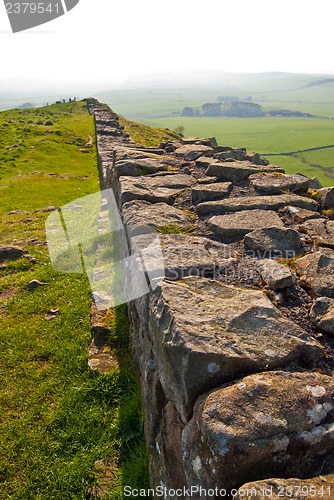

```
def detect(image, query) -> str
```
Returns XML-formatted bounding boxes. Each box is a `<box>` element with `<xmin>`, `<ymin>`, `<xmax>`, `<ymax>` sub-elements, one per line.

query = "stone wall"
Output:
<box><xmin>87</xmin><ymin>98</ymin><xmax>334</xmax><ymax>498</ymax></box>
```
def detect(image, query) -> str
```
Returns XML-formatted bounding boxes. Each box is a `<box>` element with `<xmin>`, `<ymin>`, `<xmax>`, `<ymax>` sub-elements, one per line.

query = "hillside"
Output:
<box><xmin>0</xmin><ymin>101</ymin><xmax>150</xmax><ymax>499</ymax></box>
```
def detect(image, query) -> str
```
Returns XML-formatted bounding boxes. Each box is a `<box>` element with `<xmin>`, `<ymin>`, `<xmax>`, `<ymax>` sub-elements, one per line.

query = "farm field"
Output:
<box><xmin>96</xmin><ymin>72</ymin><xmax>334</xmax><ymax>186</ymax></box>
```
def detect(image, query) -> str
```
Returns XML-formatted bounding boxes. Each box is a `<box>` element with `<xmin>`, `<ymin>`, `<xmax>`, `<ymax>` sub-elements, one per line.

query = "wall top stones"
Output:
<box><xmin>87</xmin><ymin>98</ymin><xmax>334</xmax><ymax>498</ymax></box>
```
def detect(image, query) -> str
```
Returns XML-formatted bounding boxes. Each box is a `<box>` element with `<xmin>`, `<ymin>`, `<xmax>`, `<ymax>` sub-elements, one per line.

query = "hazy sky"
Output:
<box><xmin>1</xmin><ymin>0</ymin><xmax>333</xmax><ymax>91</ymax></box>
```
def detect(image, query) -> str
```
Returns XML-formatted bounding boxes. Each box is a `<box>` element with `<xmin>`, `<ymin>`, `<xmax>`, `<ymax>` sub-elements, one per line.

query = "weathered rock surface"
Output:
<box><xmin>206</xmin><ymin>160</ymin><xmax>284</xmax><ymax>182</ymax></box>
<box><xmin>119</xmin><ymin>173</ymin><xmax>196</xmax><ymax>204</ymax></box>
<box><xmin>318</xmin><ymin>187</ymin><xmax>334</xmax><ymax>209</ymax></box>
<box><xmin>0</xmin><ymin>245</ymin><xmax>25</xmax><ymax>262</ymax></box>
<box><xmin>131</xmin><ymin>234</ymin><xmax>235</xmax><ymax>280</ymax></box>
<box><xmin>244</xmin><ymin>227</ymin><xmax>303</xmax><ymax>257</ymax></box>
<box><xmin>299</xmin><ymin>218</ymin><xmax>334</xmax><ymax>248</ymax></box>
<box><xmin>257</xmin><ymin>259</ymin><xmax>294</xmax><ymax>289</ymax></box>
<box><xmin>233</xmin><ymin>475</ymin><xmax>334</xmax><ymax>499</ymax></box>
<box><xmin>115</xmin><ymin>158</ymin><xmax>169</xmax><ymax>177</ymax></box>
<box><xmin>150</xmin><ymin>277</ymin><xmax>323</xmax><ymax>422</ymax></box>
<box><xmin>197</xmin><ymin>194</ymin><xmax>318</xmax><ymax>215</ymax></box>
<box><xmin>182</xmin><ymin>371</ymin><xmax>334</xmax><ymax>493</ymax></box>
<box><xmin>192</xmin><ymin>182</ymin><xmax>232</xmax><ymax>203</ymax></box>
<box><xmin>208</xmin><ymin>209</ymin><xmax>284</xmax><ymax>239</ymax></box>
<box><xmin>283</xmin><ymin>205</ymin><xmax>323</xmax><ymax>223</ymax></box>
<box><xmin>249</xmin><ymin>173</ymin><xmax>309</xmax><ymax>195</ymax></box>
<box><xmin>295</xmin><ymin>249</ymin><xmax>334</xmax><ymax>298</ymax></box>
<box><xmin>122</xmin><ymin>200</ymin><xmax>194</xmax><ymax>237</ymax></box>
<box><xmin>310</xmin><ymin>297</ymin><xmax>334</xmax><ymax>335</ymax></box>
<box><xmin>175</xmin><ymin>144</ymin><xmax>214</xmax><ymax>161</ymax></box>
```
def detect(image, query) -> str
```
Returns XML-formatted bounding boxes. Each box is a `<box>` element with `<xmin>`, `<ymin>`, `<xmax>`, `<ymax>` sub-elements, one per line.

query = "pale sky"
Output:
<box><xmin>0</xmin><ymin>0</ymin><xmax>334</xmax><ymax>91</ymax></box>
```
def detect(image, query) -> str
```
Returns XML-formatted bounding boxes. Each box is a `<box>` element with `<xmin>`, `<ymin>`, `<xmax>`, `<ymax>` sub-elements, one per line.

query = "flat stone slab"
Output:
<box><xmin>299</xmin><ymin>219</ymin><xmax>334</xmax><ymax>249</ymax></box>
<box><xmin>208</xmin><ymin>209</ymin><xmax>284</xmax><ymax>239</ymax></box>
<box><xmin>258</xmin><ymin>259</ymin><xmax>294</xmax><ymax>289</ymax></box>
<box><xmin>131</xmin><ymin>234</ymin><xmax>236</xmax><ymax>280</ymax></box>
<box><xmin>192</xmin><ymin>182</ymin><xmax>232</xmax><ymax>203</ymax></box>
<box><xmin>205</xmin><ymin>160</ymin><xmax>284</xmax><ymax>181</ymax></box>
<box><xmin>149</xmin><ymin>277</ymin><xmax>323</xmax><ymax>422</ymax></box>
<box><xmin>244</xmin><ymin>227</ymin><xmax>303</xmax><ymax>257</ymax></box>
<box><xmin>182</xmin><ymin>371</ymin><xmax>334</xmax><ymax>493</ymax></box>
<box><xmin>122</xmin><ymin>200</ymin><xmax>194</xmax><ymax>237</ymax></box>
<box><xmin>197</xmin><ymin>194</ymin><xmax>318</xmax><ymax>215</ymax></box>
<box><xmin>115</xmin><ymin>158</ymin><xmax>169</xmax><ymax>177</ymax></box>
<box><xmin>175</xmin><ymin>144</ymin><xmax>214</xmax><ymax>161</ymax></box>
<box><xmin>249</xmin><ymin>172</ymin><xmax>310</xmax><ymax>194</ymax></box>
<box><xmin>295</xmin><ymin>249</ymin><xmax>334</xmax><ymax>298</ymax></box>
<box><xmin>310</xmin><ymin>297</ymin><xmax>334</xmax><ymax>335</ymax></box>
<box><xmin>119</xmin><ymin>173</ymin><xmax>196</xmax><ymax>204</ymax></box>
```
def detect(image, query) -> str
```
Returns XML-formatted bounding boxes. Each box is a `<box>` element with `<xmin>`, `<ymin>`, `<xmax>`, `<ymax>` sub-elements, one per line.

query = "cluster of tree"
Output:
<box><xmin>182</xmin><ymin>100</ymin><xmax>264</xmax><ymax>118</ymax></box>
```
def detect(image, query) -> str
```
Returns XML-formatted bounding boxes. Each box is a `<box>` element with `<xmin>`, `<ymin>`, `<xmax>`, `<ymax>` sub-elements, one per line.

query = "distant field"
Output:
<box><xmin>97</xmin><ymin>72</ymin><xmax>334</xmax><ymax>186</ymax></box>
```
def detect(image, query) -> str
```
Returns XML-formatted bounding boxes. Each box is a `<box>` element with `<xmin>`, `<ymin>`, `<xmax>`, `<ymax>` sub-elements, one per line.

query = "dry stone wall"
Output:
<box><xmin>87</xmin><ymin>98</ymin><xmax>334</xmax><ymax>499</ymax></box>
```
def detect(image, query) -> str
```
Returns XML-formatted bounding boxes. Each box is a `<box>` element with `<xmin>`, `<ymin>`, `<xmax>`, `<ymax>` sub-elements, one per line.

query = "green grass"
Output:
<box><xmin>119</xmin><ymin>115</ymin><xmax>181</xmax><ymax>147</ymax></box>
<box><xmin>0</xmin><ymin>101</ymin><xmax>149</xmax><ymax>499</ymax></box>
<box><xmin>138</xmin><ymin>116</ymin><xmax>334</xmax><ymax>186</ymax></box>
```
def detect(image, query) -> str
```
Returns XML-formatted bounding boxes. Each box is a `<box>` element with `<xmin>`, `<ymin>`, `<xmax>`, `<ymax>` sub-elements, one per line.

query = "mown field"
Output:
<box><xmin>0</xmin><ymin>101</ymin><xmax>149</xmax><ymax>499</ymax></box>
<box><xmin>98</xmin><ymin>73</ymin><xmax>334</xmax><ymax>186</ymax></box>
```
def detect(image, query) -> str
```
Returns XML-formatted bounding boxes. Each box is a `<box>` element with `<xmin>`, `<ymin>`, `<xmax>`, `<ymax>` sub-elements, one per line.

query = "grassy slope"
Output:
<box><xmin>0</xmin><ymin>101</ymin><xmax>148</xmax><ymax>499</ymax></box>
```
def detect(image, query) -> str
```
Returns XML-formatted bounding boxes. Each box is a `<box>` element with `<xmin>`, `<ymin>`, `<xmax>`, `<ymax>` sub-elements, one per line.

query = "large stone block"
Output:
<box><xmin>119</xmin><ymin>173</ymin><xmax>196</xmax><ymax>204</ymax></box>
<box><xmin>149</xmin><ymin>277</ymin><xmax>323</xmax><ymax>422</ymax></box>
<box><xmin>208</xmin><ymin>209</ymin><xmax>284</xmax><ymax>240</ymax></box>
<box><xmin>249</xmin><ymin>173</ymin><xmax>310</xmax><ymax>195</ymax></box>
<box><xmin>197</xmin><ymin>194</ymin><xmax>318</xmax><ymax>216</ymax></box>
<box><xmin>244</xmin><ymin>227</ymin><xmax>303</xmax><ymax>257</ymax></box>
<box><xmin>182</xmin><ymin>371</ymin><xmax>334</xmax><ymax>493</ymax></box>
<box><xmin>206</xmin><ymin>160</ymin><xmax>284</xmax><ymax>182</ymax></box>
<box><xmin>122</xmin><ymin>200</ymin><xmax>195</xmax><ymax>237</ymax></box>
<box><xmin>295</xmin><ymin>249</ymin><xmax>334</xmax><ymax>298</ymax></box>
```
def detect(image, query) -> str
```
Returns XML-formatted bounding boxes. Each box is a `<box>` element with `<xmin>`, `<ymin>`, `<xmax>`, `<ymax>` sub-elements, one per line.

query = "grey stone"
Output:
<box><xmin>215</xmin><ymin>149</ymin><xmax>247</xmax><ymax>161</ymax></box>
<box><xmin>310</xmin><ymin>297</ymin><xmax>334</xmax><ymax>335</ymax></box>
<box><xmin>283</xmin><ymin>205</ymin><xmax>323</xmax><ymax>223</ymax></box>
<box><xmin>181</xmin><ymin>137</ymin><xmax>215</xmax><ymax>147</ymax></box>
<box><xmin>131</xmin><ymin>234</ymin><xmax>235</xmax><ymax>281</ymax></box>
<box><xmin>257</xmin><ymin>259</ymin><xmax>294</xmax><ymax>289</ymax></box>
<box><xmin>175</xmin><ymin>144</ymin><xmax>214</xmax><ymax>161</ymax></box>
<box><xmin>119</xmin><ymin>173</ymin><xmax>195</xmax><ymax>204</ymax></box>
<box><xmin>182</xmin><ymin>371</ymin><xmax>334</xmax><ymax>493</ymax></box>
<box><xmin>0</xmin><ymin>245</ymin><xmax>25</xmax><ymax>262</ymax></box>
<box><xmin>318</xmin><ymin>187</ymin><xmax>334</xmax><ymax>209</ymax></box>
<box><xmin>299</xmin><ymin>219</ymin><xmax>334</xmax><ymax>249</ymax></box>
<box><xmin>295</xmin><ymin>249</ymin><xmax>334</xmax><ymax>298</ymax></box>
<box><xmin>208</xmin><ymin>209</ymin><xmax>284</xmax><ymax>239</ymax></box>
<box><xmin>244</xmin><ymin>227</ymin><xmax>303</xmax><ymax>257</ymax></box>
<box><xmin>122</xmin><ymin>200</ymin><xmax>195</xmax><ymax>237</ymax></box>
<box><xmin>197</xmin><ymin>194</ymin><xmax>318</xmax><ymax>215</ymax></box>
<box><xmin>197</xmin><ymin>176</ymin><xmax>219</xmax><ymax>184</ymax></box>
<box><xmin>309</xmin><ymin>177</ymin><xmax>323</xmax><ymax>189</ymax></box>
<box><xmin>149</xmin><ymin>277</ymin><xmax>323</xmax><ymax>422</ymax></box>
<box><xmin>115</xmin><ymin>158</ymin><xmax>169</xmax><ymax>177</ymax></box>
<box><xmin>206</xmin><ymin>160</ymin><xmax>284</xmax><ymax>181</ymax></box>
<box><xmin>249</xmin><ymin>173</ymin><xmax>310</xmax><ymax>195</ymax></box>
<box><xmin>192</xmin><ymin>182</ymin><xmax>232</xmax><ymax>203</ymax></box>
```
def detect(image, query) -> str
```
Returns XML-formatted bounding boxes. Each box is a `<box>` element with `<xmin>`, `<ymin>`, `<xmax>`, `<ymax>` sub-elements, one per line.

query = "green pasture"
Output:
<box><xmin>0</xmin><ymin>101</ymin><xmax>148</xmax><ymax>499</ymax></box>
